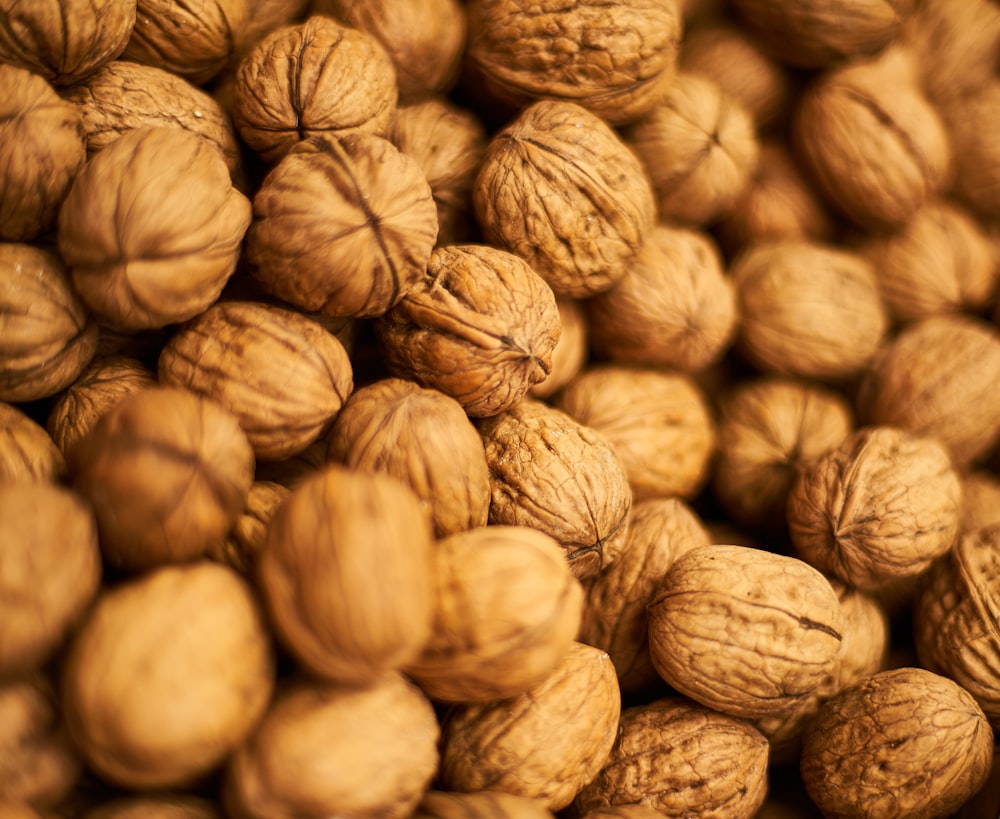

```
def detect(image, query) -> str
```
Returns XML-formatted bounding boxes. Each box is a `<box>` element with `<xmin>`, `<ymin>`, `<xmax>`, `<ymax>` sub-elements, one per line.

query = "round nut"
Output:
<box><xmin>940</xmin><ymin>82</ymin><xmax>1000</xmax><ymax>221</ymax></box>
<box><xmin>414</xmin><ymin>791</ymin><xmax>555</xmax><ymax>819</ymax></box>
<box><xmin>0</xmin><ymin>402</ymin><xmax>65</xmax><ymax>485</ymax></box>
<box><xmin>206</xmin><ymin>480</ymin><xmax>290</xmax><ymax>576</ymax></box>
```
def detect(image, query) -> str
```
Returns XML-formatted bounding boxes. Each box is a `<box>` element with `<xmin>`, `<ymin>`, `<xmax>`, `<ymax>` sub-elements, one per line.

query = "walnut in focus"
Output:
<box><xmin>232</xmin><ymin>16</ymin><xmax>397</xmax><ymax>163</ymax></box>
<box><xmin>58</xmin><ymin>127</ymin><xmax>251</xmax><ymax>331</ymax></box>
<box><xmin>247</xmin><ymin>134</ymin><xmax>437</xmax><ymax>318</ymax></box>
<box><xmin>0</xmin><ymin>403</ymin><xmax>65</xmax><ymax>485</ymax></box>
<box><xmin>0</xmin><ymin>0</ymin><xmax>136</xmax><ymax>85</ymax></box>
<box><xmin>81</xmin><ymin>795</ymin><xmax>220</xmax><ymax>819</ymax></box>
<box><xmin>529</xmin><ymin>298</ymin><xmax>588</xmax><ymax>399</ymax></box>
<box><xmin>478</xmin><ymin>398</ymin><xmax>632</xmax><ymax>579</ymax></box>
<box><xmin>207</xmin><ymin>480</ymin><xmax>289</xmax><ymax>575</ymax></box>
<box><xmin>377</xmin><ymin>245</ymin><xmax>560</xmax><ymax>417</ymax></box>
<box><xmin>585</xmin><ymin>225</ymin><xmax>736</xmax><ymax>372</ymax></box>
<box><xmin>626</xmin><ymin>73</ymin><xmax>760</xmax><ymax>226</ymax></box>
<box><xmin>62</xmin><ymin>562</ymin><xmax>274</xmax><ymax>790</ymax></box>
<box><xmin>960</xmin><ymin>471</ymin><xmax>1000</xmax><ymax>533</ymax></box>
<box><xmin>940</xmin><ymin>82</ymin><xmax>1000</xmax><ymax>221</ymax></box>
<box><xmin>473</xmin><ymin>100</ymin><xmax>656</xmax><ymax>298</ymax></box>
<box><xmin>800</xmin><ymin>667</ymin><xmax>993</xmax><ymax>818</ymax></box>
<box><xmin>466</xmin><ymin>0</ymin><xmax>682</xmax><ymax>125</ymax></box>
<box><xmin>69</xmin><ymin>386</ymin><xmax>255</xmax><ymax>570</ymax></box>
<box><xmin>224</xmin><ymin>674</ymin><xmax>438</xmax><ymax>819</ymax></box>
<box><xmin>414</xmin><ymin>792</ymin><xmax>555</xmax><ymax>818</ymax></box>
<box><xmin>439</xmin><ymin>642</ymin><xmax>620</xmax><ymax>810</ymax></box>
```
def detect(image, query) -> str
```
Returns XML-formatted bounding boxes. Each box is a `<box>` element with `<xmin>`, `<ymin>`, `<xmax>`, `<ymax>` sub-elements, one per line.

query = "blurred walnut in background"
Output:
<box><xmin>529</xmin><ymin>298</ymin><xmax>588</xmax><ymax>400</ymax></box>
<box><xmin>81</xmin><ymin>795</ymin><xmax>221</xmax><ymax>819</ymax></box>
<box><xmin>940</xmin><ymin>81</ymin><xmax>1000</xmax><ymax>222</ymax></box>
<box><xmin>0</xmin><ymin>402</ymin><xmax>65</xmax><ymax>485</ymax></box>
<box><xmin>207</xmin><ymin>480</ymin><xmax>289</xmax><ymax>576</ymax></box>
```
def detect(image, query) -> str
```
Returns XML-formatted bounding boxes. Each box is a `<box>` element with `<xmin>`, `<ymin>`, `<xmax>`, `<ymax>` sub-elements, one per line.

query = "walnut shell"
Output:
<box><xmin>940</xmin><ymin>82</ymin><xmax>1000</xmax><ymax>221</ymax></box>
<box><xmin>414</xmin><ymin>792</ymin><xmax>555</xmax><ymax>818</ymax></box>
<box><xmin>800</xmin><ymin>667</ymin><xmax>993</xmax><ymax>819</ymax></box>
<box><xmin>57</xmin><ymin>126</ymin><xmax>251</xmax><ymax>331</ymax></box>
<box><xmin>69</xmin><ymin>386</ymin><xmax>255</xmax><ymax>570</ymax></box>
<box><xmin>82</xmin><ymin>796</ymin><xmax>220</xmax><ymax>819</ymax></box>
<box><xmin>0</xmin><ymin>403</ymin><xmax>65</xmax><ymax>485</ymax></box>
<box><xmin>648</xmin><ymin>544</ymin><xmax>844</xmax><ymax>719</ymax></box>
<box><xmin>960</xmin><ymin>471</ymin><xmax>1000</xmax><ymax>533</ymax></box>
<box><xmin>439</xmin><ymin>641</ymin><xmax>621</xmax><ymax>810</ymax></box>
<box><xmin>327</xmin><ymin>378</ymin><xmax>489</xmax><ymax>537</ymax></box>
<box><xmin>473</xmin><ymin>100</ymin><xmax>656</xmax><ymax>298</ymax></box>
<box><xmin>376</xmin><ymin>244</ymin><xmax>560</xmax><ymax>417</ymax></box>
<box><xmin>556</xmin><ymin>365</ymin><xmax>716</xmax><ymax>501</ymax></box>
<box><xmin>578</xmin><ymin>809</ymin><xmax>664</xmax><ymax>819</ymax></box>
<box><xmin>232</xmin><ymin>15</ymin><xmax>397</xmax><ymax>163</ymax></box>
<box><xmin>258</xmin><ymin>465</ymin><xmax>434</xmax><ymax>684</ymax></box>
<box><xmin>0</xmin><ymin>243</ymin><xmax>98</xmax><ymax>403</ymax></box>
<box><xmin>247</xmin><ymin>134</ymin><xmax>437</xmax><ymax>319</ymax></box>
<box><xmin>62</xmin><ymin>562</ymin><xmax>275</xmax><ymax>789</ymax></box>
<box><xmin>478</xmin><ymin>398</ymin><xmax>632</xmax><ymax>580</ymax></box>
<box><xmin>224</xmin><ymin>674</ymin><xmax>439</xmax><ymax>819</ymax></box>
<box><xmin>574</xmin><ymin>696</ymin><xmax>769</xmax><ymax>817</ymax></box>
<box><xmin>529</xmin><ymin>297</ymin><xmax>588</xmax><ymax>400</ymax></box>
<box><xmin>207</xmin><ymin>480</ymin><xmax>289</xmax><ymax>575</ymax></box>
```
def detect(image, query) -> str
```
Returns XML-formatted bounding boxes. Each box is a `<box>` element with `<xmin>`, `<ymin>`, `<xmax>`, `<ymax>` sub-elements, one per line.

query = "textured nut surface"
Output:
<box><xmin>0</xmin><ymin>402</ymin><xmax>65</xmax><ymax>485</ymax></box>
<box><xmin>207</xmin><ymin>481</ymin><xmax>289</xmax><ymax>576</ymax></box>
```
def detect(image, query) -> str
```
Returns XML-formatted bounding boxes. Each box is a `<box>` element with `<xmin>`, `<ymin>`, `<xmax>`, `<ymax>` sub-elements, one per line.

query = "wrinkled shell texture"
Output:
<box><xmin>473</xmin><ymin>100</ymin><xmax>656</xmax><ymax>298</ymax></box>
<box><xmin>0</xmin><ymin>402</ymin><xmax>65</xmax><ymax>484</ymax></box>
<box><xmin>413</xmin><ymin>790</ymin><xmax>555</xmax><ymax>819</ymax></box>
<box><xmin>377</xmin><ymin>244</ymin><xmax>560</xmax><ymax>417</ymax></box>
<box><xmin>439</xmin><ymin>641</ymin><xmax>621</xmax><ymax>810</ymax></box>
<box><xmin>800</xmin><ymin>667</ymin><xmax>993</xmax><ymax>819</ymax></box>
<box><xmin>467</xmin><ymin>0</ymin><xmax>681</xmax><ymax>124</ymax></box>
<box><xmin>648</xmin><ymin>544</ymin><xmax>845</xmax><ymax>719</ymax></box>
<box><xmin>478</xmin><ymin>398</ymin><xmax>632</xmax><ymax>579</ymax></box>
<box><xmin>208</xmin><ymin>481</ymin><xmax>289</xmax><ymax>576</ymax></box>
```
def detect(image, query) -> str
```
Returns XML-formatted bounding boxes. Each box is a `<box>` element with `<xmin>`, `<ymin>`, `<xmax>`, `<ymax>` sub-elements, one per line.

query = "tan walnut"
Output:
<box><xmin>0</xmin><ymin>403</ymin><xmax>65</xmax><ymax>485</ymax></box>
<box><xmin>81</xmin><ymin>795</ymin><xmax>220</xmax><ymax>819</ymax></box>
<box><xmin>940</xmin><ymin>81</ymin><xmax>1000</xmax><ymax>222</ymax></box>
<box><xmin>413</xmin><ymin>792</ymin><xmax>555</xmax><ymax>818</ymax></box>
<box><xmin>207</xmin><ymin>481</ymin><xmax>290</xmax><ymax>576</ymax></box>
<box><xmin>529</xmin><ymin>297</ymin><xmax>589</xmax><ymax>400</ymax></box>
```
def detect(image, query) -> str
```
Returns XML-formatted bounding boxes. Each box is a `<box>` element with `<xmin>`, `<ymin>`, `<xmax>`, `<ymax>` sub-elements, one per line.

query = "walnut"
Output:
<box><xmin>556</xmin><ymin>365</ymin><xmax>715</xmax><ymax>501</ymax></box>
<box><xmin>793</xmin><ymin>46</ymin><xmax>951</xmax><ymax>229</ymax></box>
<box><xmin>940</xmin><ymin>82</ymin><xmax>1000</xmax><ymax>221</ymax></box>
<box><xmin>626</xmin><ymin>73</ymin><xmax>760</xmax><ymax>226</ymax></box>
<box><xmin>207</xmin><ymin>480</ymin><xmax>289</xmax><ymax>575</ymax></box>
<box><xmin>122</xmin><ymin>0</ymin><xmax>248</xmax><ymax>85</ymax></box>
<box><xmin>415</xmin><ymin>792</ymin><xmax>554</xmax><ymax>818</ymax></box>
<box><xmin>529</xmin><ymin>298</ymin><xmax>588</xmax><ymax>400</ymax></box>
<box><xmin>960</xmin><ymin>471</ymin><xmax>1000</xmax><ymax>533</ymax></box>
<box><xmin>648</xmin><ymin>544</ymin><xmax>844</xmax><ymax>719</ymax></box>
<box><xmin>713</xmin><ymin>377</ymin><xmax>854</xmax><ymax>530</ymax></box>
<box><xmin>0</xmin><ymin>243</ymin><xmax>97</xmax><ymax>403</ymax></box>
<box><xmin>57</xmin><ymin>126</ymin><xmax>251</xmax><ymax>332</ymax></box>
<box><xmin>224</xmin><ymin>674</ymin><xmax>439</xmax><ymax>819</ymax></box>
<box><xmin>574</xmin><ymin>696</ymin><xmax>769</xmax><ymax>816</ymax></box>
<box><xmin>578</xmin><ymin>809</ymin><xmax>664</xmax><ymax>819</ymax></box>
<box><xmin>235</xmin><ymin>0</ymin><xmax>309</xmax><ymax>55</ymax></box>
<box><xmin>733</xmin><ymin>240</ymin><xmax>888</xmax><ymax>381</ymax></box>
<box><xmin>68</xmin><ymin>386</ymin><xmax>255</xmax><ymax>571</ymax></box>
<box><xmin>82</xmin><ymin>796</ymin><xmax>220</xmax><ymax>819</ymax></box>
<box><xmin>258</xmin><ymin>465</ymin><xmax>434</xmax><ymax>684</ymax></box>
<box><xmin>439</xmin><ymin>641</ymin><xmax>621</xmax><ymax>810</ymax></box>
<box><xmin>466</xmin><ymin>0</ymin><xmax>681</xmax><ymax>125</ymax></box>
<box><xmin>0</xmin><ymin>403</ymin><xmax>65</xmax><ymax>485</ymax></box>
<box><xmin>327</xmin><ymin>378</ymin><xmax>489</xmax><ymax>537</ymax></box>
<box><xmin>799</xmin><ymin>667</ymin><xmax>993</xmax><ymax>818</ymax></box>
<box><xmin>585</xmin><ymin>225</ymin><xmax>736</xmax><ymax>372</ymax></box>
<box><xmin>247</xmin><ymin>134</ymin><xmax>437</xmax><ymax>319</ymax></box>
<box><xmin>473</xmin><ymin>100</ymin><xmax>656</xmax><ymax>298</ymax></box>
<box><xmin>478</xmin><ymin>398</ymin><xmax>632</xmax><ymax>580</ymax></box>
<box><xmin>376</xmin><ymin>244</ymin><xmax>560</xmax><ymax>417</ymax></box>
<box><xmin>579</xmin><ymin>498</ymin><xmax>710</xmax><ymax>695</ymax></box>
<box><xmin>0</xmin><ymin>0</ymin><xmax>136</xmax><ymax>85</ymax></box>
<box><xmin>0</xmin><ymin>66</ymin><xmax>86</xmax><ymax>241</ymax></box>
<box><xmin>231</xmin><ymin>16</ymin><xmax>397</xmax><ymax>164</ymax></box>
<box><xmin>856</xmin><ymin>314</ymin><xmax>1000</xmax><ymax>467</ymax></box>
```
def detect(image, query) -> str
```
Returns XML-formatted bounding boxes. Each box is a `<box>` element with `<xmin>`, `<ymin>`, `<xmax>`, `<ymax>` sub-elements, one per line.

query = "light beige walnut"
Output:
<box><xmin>0</xmin><ymin>403</ymin><xmax>64</xmax><ymax>485</ymax></box>
<box><xmin>82</xmin><ymin>796</ymin><xmax>220</xmax><ymax>819</ymax></box>
<box><xmin>207</xmin><ymin>481</ymin><xmax>289</xmax><ymax>575</ymax></box>
<box><xmin>940</xmin><ymin>82</ymin><xmax>1000</xmax><ymax>222</ymax></box>
<box><xmin>414</xmin><ymin>792</ymin><xmax>555</xmax><ymax>818</ymax></box>
<box><xmin>530</xmin><ymin>298</ymin><xmax>588</xmax><ymax>399</ymax></box>
<box><xmin>960</xmin><ymin>471</ymin><xmax>1000</xmax><ymax>533</ymax></box>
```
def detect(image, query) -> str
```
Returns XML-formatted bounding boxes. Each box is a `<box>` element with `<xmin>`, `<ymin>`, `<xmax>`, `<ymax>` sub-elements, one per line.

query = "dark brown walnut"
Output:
<box><xmin>377</xmin><ymin>244</ymin><xmax>560</xmax><ymax>417</ymax></box>
<box><xmin>713</xmin><ymin>377</ymin><xmax>854</xmax><ymax>530</ymax></box>
<box><xmin>327</xmin><ymin>378</ymin><xmax>489</xmax><ymax>538</ymax></box>
<box><xmin>439</xmin><ymin>641</ymin><xmax>621</xmax><ymax>810</ymax></box>
<box><xmin>556</xmin><ymin>365</ymin><xmax>716</xmax><ymax>501</ymax></box>
<box><xmin>857</xmin><ymin>315</ymin><xmax>1000</xmax><ymax>467</ymax></box>
<box><xmin>960</xmin><ymin>472</ymin><xmax>1000</xmax><ymax>533</ymax></box>
<box><xmin>648</xmin><ymin>544</ymin><xmax>844</xmax><ymax>719</ymax></box>
<box><xmin>406</xmin><ymin>525</ymin><xmax>583</xmax><ymax>702</ymax></box>
<box><xmin>414</xmin><ymin>792</ymin><xmax>555</xmax><ymax>818</ymax></box>
<box><xmin>82</xmin><ymin>795</ymin><xmax>220</xmax><ymax>819</ymax></box>
<box><xmin>258</xmin><ymin>465</ymin><xmax>434</xmax><ymax>685</ymax></box>
<box><xmin>224</xmin><ymin>674</ymin><xmax>439</xmax><ymax>819</ymax></box>
<box><xmin>0</xmin><ymin>0</ymin><xmax>136</xmax><ymax>84</ymax></box>
<box><xmin>793</xmin><ymin>46</ymin><xmax>950</xmax><ymax>230</ymax></box>
<box><xmin>122</xmin><ymin>0</ymin><xmax>248</xmax><ymax>85</ymax></box>
<box><xmin>529</xmin><ymin>297</ymin><xmax>588</xmax><ymax>400</ymax></box>
<box><xmin>0</xmin><ymin>243</ymin><xmax>97</xmax><ymax>403</ymax></box>
<box><xmin>159</xmin><ymin>301</ymin><xmax>354</xmax><ymax>461</ymax></box>
<box><xmin>940</xmin><ymin>82</ymin><xmax>1000</xmax><ymax>221</ymax></box>
<box><xmin>232</xmin><ymin>16</ymin><xmax>397</xmax><ymax>163</ymax></box>
<box><xmin>58</xmin><ymin>126</ymin><xmax>251</xmax><ymax>331</ymax></box>
<box><xmin>69</xmin><ymin>386</ymin><xmax>255</xmax><ymax>571</ymax></box>
<box><xmin>247</xmin><ymin>134</ymin><xmax>437</xmax><ymax>319</ymax></box>
<box><xmin>800</xmin><ymin>667</ymin><xmax>993</xmax><ymax>819</ymax></box>
<box><xmin>586</xmin><ymin>225</ymin><xmax>735</xmax><ymax>372</ymax></box>
<box><xmin>733</xmin><ymin>240</ymin><xmax>888</xmax><ymax>381</ymax></box>
<box><xmin>466</xmin><ymin>0</ymin><xmax>682</xmax><ymax>125</ymax></box>
<box><xmin>63</xmin><ymin>562</ymin><xmax>274</xmax><ymax>790</ymax></box>
<box><xmin>0</xmin><ymin>403</ymin><xmax>65</xmax><ymax>485</ymax></box>
<box><xmin>0</xmin><ymin>66</ymin><xmax>86</xmax><ymax>241</ymax></box>
<box><xmin>788</xmin><ymin>426</ymin><xmax>961</xmax><ymax>592</ymax></box>
<box><xmin>580</xmin><ymin>498</ymin><xmax>710</xmax><ymax>695</ymax></box>
<box><xmin>730</xmin><ymin>0</ymin><xmax>914</xmax><ymax>68</ymax></box>
<box><xmin>574</xmin><ymin>696</ymin><xmax>769</xmax><ymax>817</ymax></box>
<box><xmin>207</xmin><ymin>480</ymin><xmax>289</xmax><ymax>575</ymax></box>
<box><xmin>473</xmin><ymin>100</ymin><xmax>656</xmax><ymax>298</ymax></box>
<box><xmin>478</xmin><ymin>398</ymin><xmax>632</xmax><ymax>580</ymax></box>
<box><xmin>391</xmin><ymin>98</ymin><xmax>487</xmax><ymax>246</ymax></box>
<box><xmin>626</xmin><ymin>73</ymin><xmax>760</xmax><ymax>226</ymax></box>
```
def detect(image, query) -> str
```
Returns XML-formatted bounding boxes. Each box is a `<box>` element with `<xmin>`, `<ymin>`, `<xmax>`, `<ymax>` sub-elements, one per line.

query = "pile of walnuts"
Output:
<box><xmin>2</xmin><ymin>0</ymin><xmax>1000</xmax><ymax>817</ymax></box>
